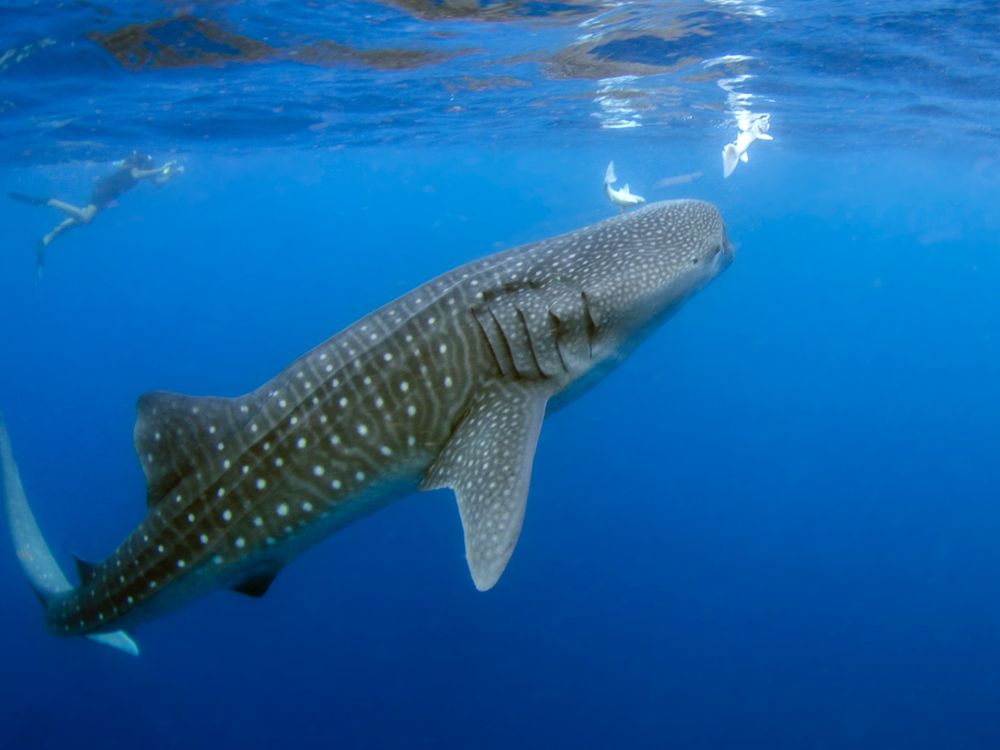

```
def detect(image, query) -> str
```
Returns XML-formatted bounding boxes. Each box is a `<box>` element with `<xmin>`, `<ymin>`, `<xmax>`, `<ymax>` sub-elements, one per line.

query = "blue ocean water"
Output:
<box><xmin>2</xmin><ymin>1</ymin><xmax>1000</xmax><ymax>748</ymax></box>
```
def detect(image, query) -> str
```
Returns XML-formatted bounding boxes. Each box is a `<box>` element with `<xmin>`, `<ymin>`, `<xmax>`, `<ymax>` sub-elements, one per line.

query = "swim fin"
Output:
<box><xmin>9</xmin><ymin>192</ymin><xmax>49</xmax><ymax>206</ymax></box>
<box><xmin>34</xmin><ymin>241</ymin><xmax>45</xmax><ymax>281</ymax></box>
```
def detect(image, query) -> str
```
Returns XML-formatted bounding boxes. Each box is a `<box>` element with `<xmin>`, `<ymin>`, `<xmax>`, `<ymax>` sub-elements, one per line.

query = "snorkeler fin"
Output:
<box><xmin>35</xmin><ymin>241</ymin><xmax>46</xmax><ymax>281</ymax></box>
<box><xmin>8</xmin><ymin>192</ymin><xmax>49</xmax><ymax>206</ymax></box>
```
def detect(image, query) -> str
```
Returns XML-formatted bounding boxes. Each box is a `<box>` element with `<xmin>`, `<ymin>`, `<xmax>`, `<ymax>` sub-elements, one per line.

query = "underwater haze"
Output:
<box><xmin>2</xmin><ymin>1</ymin><xmax>1000</xmax><ymax>748</ymax></box>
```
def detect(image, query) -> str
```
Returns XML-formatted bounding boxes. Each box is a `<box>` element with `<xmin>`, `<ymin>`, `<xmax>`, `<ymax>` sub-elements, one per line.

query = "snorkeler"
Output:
<box><xmin>8</xmin><ymin>151</ymin><xmax>184</xmax><ymax>276</ymax></box>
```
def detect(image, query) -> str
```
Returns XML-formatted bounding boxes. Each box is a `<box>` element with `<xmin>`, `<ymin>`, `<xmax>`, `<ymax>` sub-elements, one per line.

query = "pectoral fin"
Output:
<box><xmin>230</xmin><ymin>565</ymin><xmax>281</xmax><ymax>598</ymax></box>
<box><xmin>421</xmin><ymin>382</ymin><xmax>550</xmax><ymax>591</ymax></box>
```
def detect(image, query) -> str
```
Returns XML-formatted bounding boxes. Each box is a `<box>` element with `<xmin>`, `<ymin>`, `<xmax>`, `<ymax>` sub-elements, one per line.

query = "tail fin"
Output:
<box><xmin>604</xmin><ymin>161</ymin><xmax>617</xmax><ymax>185</ymax></box>
<box><xmin>8</xmin><ymin>192</ymin><xmax>49</xmax><ymax>206</ymax></box>
<box><xmin>722</xmin><ymin>144</ymin><xmax>740</xmax><ymax>178</ymax></box>
<box><xmin>0</xmin><ymin>415</ymin><xmax>138</xmax><ymax>656</ymax></box>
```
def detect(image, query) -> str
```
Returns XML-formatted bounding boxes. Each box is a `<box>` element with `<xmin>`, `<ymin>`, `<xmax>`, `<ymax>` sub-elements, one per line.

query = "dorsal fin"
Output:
<box><xmin>134</xmin><ymin>391</ymin><xmax>251</xmax><ymax>507</ymax></box>
<box><xmin>73</xmin><ymin>556</ymin><xmax>99</xmax><ymax>586</ymax></box>
<box><xmin>230</xmin><ymin>566</ymin><xmax>281</xmax><ymax>598</ymax></box>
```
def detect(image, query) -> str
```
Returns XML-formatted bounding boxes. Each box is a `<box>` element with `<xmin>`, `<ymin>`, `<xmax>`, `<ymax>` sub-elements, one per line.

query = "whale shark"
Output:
<box><xmin>1</xmin><ymin>199</ymin><xmax>733</xmax><ymax>654</ymax></box>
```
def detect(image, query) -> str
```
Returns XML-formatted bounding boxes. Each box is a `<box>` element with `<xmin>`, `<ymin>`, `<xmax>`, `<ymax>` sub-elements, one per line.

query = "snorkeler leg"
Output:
<box><xmin>42</xmin><ymin>216</ymin><xmax>77</xmax><ymax>245</ymax></box>
<box><xmin>46</xmin><ymin>200</ymin><xmax>96</xmax><ymax>223</ymax></box>
<box><xmin>37</xmin><ymin>217</ymin><xmax>78</xmax><ymax>276</ymax></box>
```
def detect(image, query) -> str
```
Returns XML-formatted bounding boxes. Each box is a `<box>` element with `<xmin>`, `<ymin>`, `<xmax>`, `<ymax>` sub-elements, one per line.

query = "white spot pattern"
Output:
<box><xmin>56</xmin><ymin>200</ymin><xmax>728</xmax><ymax>635</ymax></box>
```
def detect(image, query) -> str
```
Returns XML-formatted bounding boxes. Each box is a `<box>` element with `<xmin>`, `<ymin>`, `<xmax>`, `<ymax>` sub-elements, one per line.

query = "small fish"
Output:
<box><xmin>604</xmin><ymin>161</ymin><xmax>645</xmax><ymax>212</ymax></box>
<box><xmin>722</xmin><ymin>113</ymin><xmax>773</xmax><ymax>178</ymax></box>
<box><xmin>653</xmin><ymin>171</ymin><xmax>703</xmax><ymax>189</ymax></box>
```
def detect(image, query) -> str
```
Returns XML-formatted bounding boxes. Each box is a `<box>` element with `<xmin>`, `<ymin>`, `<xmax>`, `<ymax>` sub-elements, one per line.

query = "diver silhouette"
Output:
<box><xmin>9</xmin><ymin>151</ymin><xmax>184</xmax><ymax>278</ymax></box>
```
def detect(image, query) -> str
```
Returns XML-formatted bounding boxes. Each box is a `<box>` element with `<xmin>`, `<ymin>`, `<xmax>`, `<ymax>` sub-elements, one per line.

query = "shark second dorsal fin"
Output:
<box><xmin>134</xmin><ymin>391</ymin><xmax>250</xmax><ymax>507</ymax></box>
<box><xmin>73</xmin><ymin>555</ymin><xmax>99</xmax><ymax>586</ymax></box>
<box><xmin>421</xmin><ymin>381</ymin><xmax>551</xmax><ymax>591</ymax></box>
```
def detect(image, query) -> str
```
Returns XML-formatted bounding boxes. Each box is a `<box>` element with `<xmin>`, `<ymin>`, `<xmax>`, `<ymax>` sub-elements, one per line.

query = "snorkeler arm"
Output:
<box><xmin>136</xmin><ymin>162</ymin><xmax>185</xmax><ymax>185</ymax></box>
<box><xmin>131</xmin><ymin>162</ymin><xmax>174</xmax><ymax>179</ymax></box>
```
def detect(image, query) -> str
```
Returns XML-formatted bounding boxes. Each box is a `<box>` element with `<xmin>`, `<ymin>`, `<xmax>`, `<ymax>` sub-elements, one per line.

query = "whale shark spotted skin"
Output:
<box><xmin>2</xmin><ymin>199</ymin><xmax>733</xmax><ymax>650</ymax></box>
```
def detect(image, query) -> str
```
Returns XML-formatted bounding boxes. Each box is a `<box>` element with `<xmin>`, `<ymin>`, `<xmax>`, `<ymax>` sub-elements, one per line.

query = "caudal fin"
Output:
<box><xmin>0</xmin><ymin>415</ymin><xmax>139</xmax><ymax>656</ymax></box>
<box><xmin>722</xmin><ymin>144</ymin><xmax>740</xmax><ymax>178</ymax></box>
<box><xmin>604</xmin><ymin>161</ymin><xmax>617</xmax><ymax>185</ymax></box>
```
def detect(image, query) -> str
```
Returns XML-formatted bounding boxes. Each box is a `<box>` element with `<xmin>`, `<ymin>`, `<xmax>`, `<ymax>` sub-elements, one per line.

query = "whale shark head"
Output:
<box><xmin>572</xmin><ymin>199</ymin><xmax>732</xmax><ymax>360</ymax></box>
